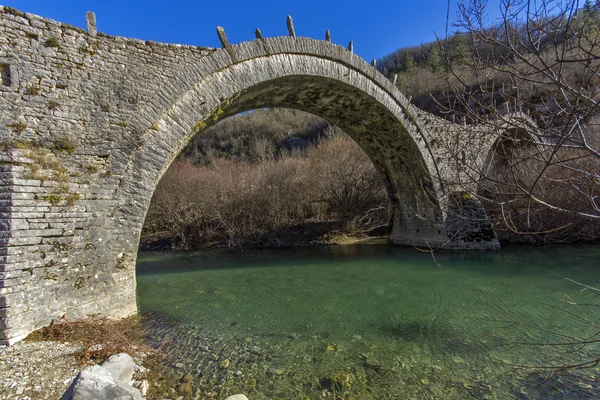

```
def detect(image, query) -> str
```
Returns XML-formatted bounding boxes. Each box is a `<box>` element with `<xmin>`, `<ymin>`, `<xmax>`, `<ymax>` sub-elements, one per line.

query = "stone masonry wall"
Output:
<box><xmin>0</xmin><ymin>6</ymin><xmax>214</xmax><ymax>344</ymax></box>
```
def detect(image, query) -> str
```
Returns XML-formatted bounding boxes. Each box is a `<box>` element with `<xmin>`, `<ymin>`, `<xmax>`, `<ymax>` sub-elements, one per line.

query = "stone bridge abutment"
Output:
<box><xmin>0</xmin><ymin>6</ymin><xmax>509</xmax><ymax>344</ymax></box>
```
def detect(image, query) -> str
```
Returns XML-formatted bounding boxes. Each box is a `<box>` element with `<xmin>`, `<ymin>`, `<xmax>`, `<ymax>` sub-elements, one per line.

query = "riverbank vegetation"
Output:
<box><xmin>142</xmin><ymin>111</ymin><xmax>390</xmax><ymax>250</ymax></box>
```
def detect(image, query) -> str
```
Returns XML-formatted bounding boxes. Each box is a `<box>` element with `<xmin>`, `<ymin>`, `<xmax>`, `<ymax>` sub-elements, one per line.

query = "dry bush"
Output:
<box><xmin>304</xmin><ymin>135</ymin><xmax>390</xmax><ymax>230</ymax></box>
<box><xmin>143</xmin><ymin>136</ymin><xmax>390</xmax><ymax>249</ymax></box>
<box><xmin>480</xmin><ymin>144</ymin><xmax>600</xmax><ymax>244</ymax></box>
<box><xmin>27</xmin><ymin>315</ymin><xmax>152</xmax><ymax>366</ymax></box>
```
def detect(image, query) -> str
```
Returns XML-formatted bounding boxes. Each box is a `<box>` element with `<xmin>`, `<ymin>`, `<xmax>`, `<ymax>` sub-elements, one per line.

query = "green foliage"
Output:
<box><xmin>42</xmin><ymin>194</ymin><xmax>62</xmax><ymax>205</ymax></box>
<box><xmin>402</xmin><ymin>52</ymin><xmax>416</xmax><ymax>74</ymax></box>
<box><xmin>447</xmin><ymin>32</ymin><xmax>471</xmax><ymax>66</ymax></box>
<box><xmin>183</xmin><ymin>108</ymin><xmax>330</xmax><ymax>165</ymax></box>
<box><xmin>427</xmin><ymin>44</ymin><xmax>444</xmax><ymax>72</ymax></box>
<box><xmin>44</xmin><ymin>37</ymin><xmax>59</xmax><ymax>48</ymax></box>
<box><xmin>574</xmin><ymin>0</ymin><xmax>600</xmax><ymax>42</ymax></box>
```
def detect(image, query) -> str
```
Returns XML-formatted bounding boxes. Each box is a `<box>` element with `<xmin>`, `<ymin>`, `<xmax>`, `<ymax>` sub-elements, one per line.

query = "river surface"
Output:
<box><xmin>136</xmin><ymin>242</ymin><xmax>600</xmax><ymax>399</ymax></box>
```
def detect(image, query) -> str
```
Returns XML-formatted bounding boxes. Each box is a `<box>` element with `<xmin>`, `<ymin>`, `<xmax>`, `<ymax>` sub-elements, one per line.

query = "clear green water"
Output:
<box><xmin>136</xmin><ymin>242</ymin><xmax>600</xmax><ymax>399</ymax></box>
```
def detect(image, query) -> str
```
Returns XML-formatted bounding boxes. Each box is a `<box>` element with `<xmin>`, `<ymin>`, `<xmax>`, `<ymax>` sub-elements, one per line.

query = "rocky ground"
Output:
<box><xmin>0</xmin><ymin>337</ymin><xmax>246</xmax><ymax>400</ymax></box>
<box><xmin>0</xmin><ymin>340</ymin><xmax>81</xmax><ymax>400</ymax></box>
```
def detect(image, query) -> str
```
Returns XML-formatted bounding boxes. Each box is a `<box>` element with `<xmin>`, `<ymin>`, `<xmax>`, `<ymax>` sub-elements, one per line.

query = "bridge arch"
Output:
<box><xmin>475</xmin><ymin>113</ymin><xmax>542</xmax><ymax>183</ymax></box>
<box><xmin>112</xmin><ymin>38</ymin><xmax>456</xmax><ymax>258</ymax></box>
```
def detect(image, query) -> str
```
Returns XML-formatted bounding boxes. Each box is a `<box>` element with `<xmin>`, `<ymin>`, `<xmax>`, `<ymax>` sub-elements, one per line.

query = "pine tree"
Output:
<box><xmin>427</xmin><ymin>44</ymin><xmax>444</xmax><ymax>72</ymax></box>
<box><xmin>401</xmin><ymin>52</ymin><xmax>415</xmax><ymax>73</ymax></box>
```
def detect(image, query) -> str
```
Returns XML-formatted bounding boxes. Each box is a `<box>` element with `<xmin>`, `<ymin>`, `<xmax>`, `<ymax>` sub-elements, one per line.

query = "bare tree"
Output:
<box><xmin>436</xmin><ymin>0</ymin><xmax>600</xmax><ymax>242</ymax></box>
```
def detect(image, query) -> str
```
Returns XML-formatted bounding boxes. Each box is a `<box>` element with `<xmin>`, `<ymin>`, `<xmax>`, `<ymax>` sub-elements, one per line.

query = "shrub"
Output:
<box><xmin>143</xmin><ymin>135</ymin><xmax>390</xmax><ymax>249</ymax></box>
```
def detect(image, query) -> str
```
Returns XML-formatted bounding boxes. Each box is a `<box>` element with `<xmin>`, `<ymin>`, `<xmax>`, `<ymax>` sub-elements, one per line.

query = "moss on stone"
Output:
<box><xmin>6</xmin><ymin>122</ymin><xmax>27</xmax><ymax>133</ymax></box>
<box><xmin>461</xmin><ymin>192</ymin><xmax>477</xmax><ymax>201</ymax></box>
<box><xmin>44</xmin><ymin>37</ymin><xmax>59</xmax><ymax>48</ymax></box>
<box><xmin>193</xmin><ymin>120</ymin><xmax>207</xmax><ymax>132</ymax></box>
<box><xmin>41</xmin><ymin>194</ymin><xmax>62</xmax><ymax>205</ymax></box>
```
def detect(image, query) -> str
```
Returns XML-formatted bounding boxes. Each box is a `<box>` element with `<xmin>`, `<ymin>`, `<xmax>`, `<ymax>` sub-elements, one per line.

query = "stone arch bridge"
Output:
<box><xmin>0</xmin><ymin>7</ymin><xmax>533</xmax><ymax>344</ymax></box>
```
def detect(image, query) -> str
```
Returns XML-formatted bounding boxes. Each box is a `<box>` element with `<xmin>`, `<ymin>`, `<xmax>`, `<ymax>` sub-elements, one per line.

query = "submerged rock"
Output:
<box><xmin>176</xmin><ymin>380</ymin><xmax>192</xmax><ymax>397</ymax></box>
<box><xmin>266</xmin><ymin>368</ymin><xmax>283</xmax><ymax>375</ymax></box>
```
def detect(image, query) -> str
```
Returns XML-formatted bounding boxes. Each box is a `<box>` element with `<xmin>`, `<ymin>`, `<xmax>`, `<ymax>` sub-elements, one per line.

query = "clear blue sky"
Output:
<box><xmin>2</xmin><ymin>0</ymin><xmax>503</xmax><ymax>62</ymax></box>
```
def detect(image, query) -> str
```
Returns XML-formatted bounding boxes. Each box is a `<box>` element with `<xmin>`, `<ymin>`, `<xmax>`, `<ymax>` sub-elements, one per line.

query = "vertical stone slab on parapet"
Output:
<box><xmin>286</xmin><ymin>15</ymin><xmax>296</xmax><ymax>37</ymax></box>
<box><xmin>86</xmin><ymin>11</ymin><xmax>97</xmax><ymax>36</ymax></box>
<box><xmin>216</xmin><ymin>26</ymin><xmax>238</xmax><ymax>63</ymax></box>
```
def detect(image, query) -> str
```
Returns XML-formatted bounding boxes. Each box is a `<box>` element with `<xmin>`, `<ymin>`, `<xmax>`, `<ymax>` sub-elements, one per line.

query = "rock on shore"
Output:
<box><xmin>61</xmin><ymin>353</ymin><xmax>143</xmax><ymax>400</ymax></box>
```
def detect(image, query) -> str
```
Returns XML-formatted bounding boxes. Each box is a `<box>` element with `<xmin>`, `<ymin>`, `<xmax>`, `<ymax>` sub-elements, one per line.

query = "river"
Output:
<box><xmin>136</xmin><ymin>242</ymin><xmax>600</xmax><ymax>399</ymax></box>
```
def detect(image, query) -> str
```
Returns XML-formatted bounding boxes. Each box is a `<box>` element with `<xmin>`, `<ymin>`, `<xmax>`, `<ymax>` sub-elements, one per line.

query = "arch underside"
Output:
<box><xmin>122</xmin><ymin>72</ymin><xmax>452</xmax><ymax>252</ymax></box>
<box><xmin>213</xmin><ymin>75</ymin><xmax>445</xmax><ymax>241</ymax></box>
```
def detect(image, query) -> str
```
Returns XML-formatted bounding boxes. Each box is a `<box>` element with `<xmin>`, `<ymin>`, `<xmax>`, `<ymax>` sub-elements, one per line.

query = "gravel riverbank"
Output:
<box><xmin>0</xmin><ymin>340</ymin><xmax>80</xmax><ymax>400</ymax></box>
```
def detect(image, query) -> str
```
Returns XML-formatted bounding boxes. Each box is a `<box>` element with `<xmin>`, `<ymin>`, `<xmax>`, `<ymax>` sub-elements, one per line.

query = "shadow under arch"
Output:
<box><xmin>462</xmin><ymin>114</ymin><xmax>543</xmax><ymax>243</ymax></box>
<box><xmin>479</xmin><ymin>113</ymin><xmax>541</xmax><ymax>179</ymax></box>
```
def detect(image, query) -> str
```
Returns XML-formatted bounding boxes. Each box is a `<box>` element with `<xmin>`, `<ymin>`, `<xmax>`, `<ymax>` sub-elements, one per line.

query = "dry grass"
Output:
<box><xmin>27</xmin><ymin>315</ymin><xmax>154</xmax><ymax>366</ymax></box>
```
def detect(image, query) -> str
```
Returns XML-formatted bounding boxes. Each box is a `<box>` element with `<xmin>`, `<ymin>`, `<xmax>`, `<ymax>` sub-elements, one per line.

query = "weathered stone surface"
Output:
<box><xmin>0</xmin><ymin>5</ymin><xmax>515</xmax><ymax>344</ymax></box>
<box><xmin>85</xmin><ymin>11</ymin><xmax>96</xmax><ymax>36</ymax></box>
<box><xmin>60</xmin><ymin>364</ymin><xmax>143</xmax><ymax>400</ymax></box>
<box><xmin>100</xmin><ymin>353</ymin><xmax>135</xmax><ymax>385</ymax></box>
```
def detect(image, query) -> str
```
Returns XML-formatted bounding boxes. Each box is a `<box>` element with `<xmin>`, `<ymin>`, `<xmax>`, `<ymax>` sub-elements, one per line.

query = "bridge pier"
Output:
<box><xmin>388</xmin><ymin>197</ymin><xmax>499</xmax><ymax>250</ymax></box>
